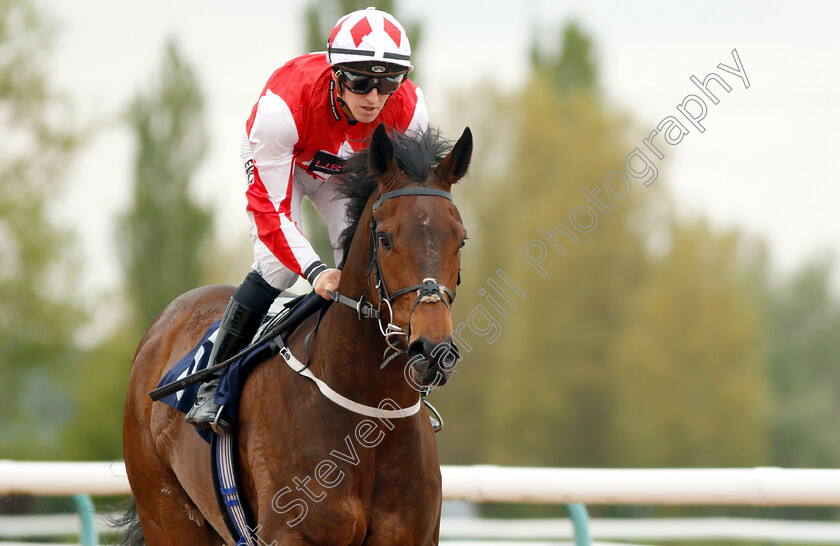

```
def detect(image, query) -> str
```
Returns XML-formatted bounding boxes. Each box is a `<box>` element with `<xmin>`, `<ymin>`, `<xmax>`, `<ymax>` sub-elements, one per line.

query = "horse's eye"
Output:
<box><xmin>378</xmin><ymin>234</ymin><xmax>392</xmax><ymax>250</ymax></box>
<box><xmin>459</xmin><ymin>237</ymin><xmax>468</xmax><ymax>249</ymax></box>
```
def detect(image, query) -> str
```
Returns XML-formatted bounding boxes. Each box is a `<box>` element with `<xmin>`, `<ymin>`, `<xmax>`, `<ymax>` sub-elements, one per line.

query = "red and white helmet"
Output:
<box><xmin>326</xmin><ymin>7</ymin><xmax>412</xmax><ymax>73</ymax></box>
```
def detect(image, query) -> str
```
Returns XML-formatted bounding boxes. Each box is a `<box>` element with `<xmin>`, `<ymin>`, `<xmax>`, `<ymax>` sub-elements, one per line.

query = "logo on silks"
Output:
<box><xmin>371</xmin><ymin>65</ymin><xmax>386</xmax><ymax>73</ymax></box>
<box><xmin>244</xmin><ymin>158</ymin><xmax>255</xmax><ymax>186</ymax></box>
<box><xmin>307</xmin><ymin>150</ymin><xmax>346</xmax><ymax>174</ymax></box>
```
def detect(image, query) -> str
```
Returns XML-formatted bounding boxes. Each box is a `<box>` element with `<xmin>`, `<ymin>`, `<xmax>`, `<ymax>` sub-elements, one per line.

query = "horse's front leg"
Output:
<box><xmin>361</xmin><ymin>508</ymin><xmax>440</xmax><ymax>546</ymax></box>
<box><xmin>245</xmin><ymin>462</ymin><xmax>369</xmax><ymax>545</ymax></box>
<box><xmin>251</xmin><ymin>501</ymin><xmax>367</xmax><ymax>546</ymax></box>
<box><xmin>363</xmin><ymin>433</ymin><xmax>442</xmax><ymax>545</ymax></box>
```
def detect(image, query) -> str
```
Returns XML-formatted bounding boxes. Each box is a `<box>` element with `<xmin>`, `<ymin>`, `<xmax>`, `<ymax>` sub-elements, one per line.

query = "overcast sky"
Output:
<box><xmin>47</xmin><ymin>0</ymin><xmax>840</xmax><ymax>296</ymax></box>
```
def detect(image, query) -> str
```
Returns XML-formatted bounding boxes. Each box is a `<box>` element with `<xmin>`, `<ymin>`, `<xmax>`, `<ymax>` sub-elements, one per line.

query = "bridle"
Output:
<box><xmin>328</xmin><ymin>187</ymin><xmax>460</xmax><ymax>367</ymax></box>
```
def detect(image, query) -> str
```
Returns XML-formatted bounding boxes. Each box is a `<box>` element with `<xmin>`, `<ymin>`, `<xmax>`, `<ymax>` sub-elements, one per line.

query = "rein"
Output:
<box><xmin>150</xmin><ymin>188</ymin><xmax>459</xmax><ymax>403</ymax></box>
<box><xmin>328</xmin><ymin>187</ymin><xmax>459</xmax><ymax>367</ymax></box>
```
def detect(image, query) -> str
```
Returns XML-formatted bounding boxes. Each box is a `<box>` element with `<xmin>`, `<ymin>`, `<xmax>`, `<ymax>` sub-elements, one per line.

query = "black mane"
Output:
<box><xmin>337</xmin><ymin>127</ymin><xmax>452</xmax><ymax>267</ymax></box>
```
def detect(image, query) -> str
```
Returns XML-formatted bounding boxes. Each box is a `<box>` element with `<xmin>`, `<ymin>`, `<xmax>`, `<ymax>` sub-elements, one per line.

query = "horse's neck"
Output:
<box><xmin>310</xmin><ymin>204</ymin><xmax>419</xmax><ymax>409</ymax></box>
<box><xmin>313</xmin><ymin>293</ymin><xmax>418</xmax><ymax>412</ymax></box>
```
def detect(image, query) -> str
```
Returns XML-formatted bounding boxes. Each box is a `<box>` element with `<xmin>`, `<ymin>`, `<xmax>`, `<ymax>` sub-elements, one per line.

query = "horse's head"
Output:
<box><xmin>365</xmin><ymin>124</ymin><xmax>472</xmax><ymax>387</ymax></box>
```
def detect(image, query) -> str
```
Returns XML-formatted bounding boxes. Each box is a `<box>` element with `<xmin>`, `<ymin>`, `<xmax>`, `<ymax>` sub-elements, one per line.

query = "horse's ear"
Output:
<box><xmin>369</xmin><ymin>123</ymin><xmax>399</xmax><ymax>187</ymax></box>
<box><xmin>436</xmin><ymin>127</ymin><xmax>472</xmax><ymax>185</ymax></box>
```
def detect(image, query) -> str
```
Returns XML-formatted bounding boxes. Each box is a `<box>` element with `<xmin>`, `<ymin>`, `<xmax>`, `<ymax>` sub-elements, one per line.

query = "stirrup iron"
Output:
<box><xmin>422</xmin><ymin>399</ymin><xmax>443</xmax><ymax>433</ymax></box>
<box><xmin>210</xmin><ymin>405</ymin><xmax>229</xmax><ymax>435</ymax></box>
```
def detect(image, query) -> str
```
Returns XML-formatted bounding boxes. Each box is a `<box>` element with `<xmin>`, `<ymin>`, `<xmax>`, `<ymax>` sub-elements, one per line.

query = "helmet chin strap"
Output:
<box><xmin>329</xmin><ymin>77</ymin><xmax>357</xmax><ymax>125</ymax></box>
<box><xmin>338</xmin><ymin>96</ymin><xmax>358</xmax><ymax>126</ymax></box>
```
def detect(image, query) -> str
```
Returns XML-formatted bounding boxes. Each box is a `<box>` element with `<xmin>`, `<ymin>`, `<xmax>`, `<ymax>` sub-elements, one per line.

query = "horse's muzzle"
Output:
<box><xmin>407</xmin><ymin>337</ymin><xmax>460</xmax><ymax>387</ymax></box>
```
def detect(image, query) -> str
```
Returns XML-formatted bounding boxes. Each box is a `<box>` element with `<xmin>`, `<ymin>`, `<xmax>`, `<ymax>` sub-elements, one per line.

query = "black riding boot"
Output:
<box><xmin>185</xmin><ymin>272</ymin><xmax>279</xmax><ymax>434</ymax></box>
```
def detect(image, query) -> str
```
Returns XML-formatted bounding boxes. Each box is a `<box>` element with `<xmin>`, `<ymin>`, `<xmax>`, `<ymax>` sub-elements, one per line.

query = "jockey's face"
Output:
<box><xmin>335</xmin><ymin>75</ymin><xmax>390</xmax><ymax>124</ymax></box>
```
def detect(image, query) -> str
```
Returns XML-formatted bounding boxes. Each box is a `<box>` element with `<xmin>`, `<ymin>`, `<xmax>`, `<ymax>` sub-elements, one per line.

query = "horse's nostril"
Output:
<box><xmin>407</xmin><ymin>339</ymin><xmax>431</xmax><ymax>366</ymax></box>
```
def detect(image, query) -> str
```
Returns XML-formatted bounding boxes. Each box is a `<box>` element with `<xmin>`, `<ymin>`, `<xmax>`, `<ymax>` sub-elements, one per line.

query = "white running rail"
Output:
<box><xmin>3</xmin><ymin>461</ymin><xmax>840</xmax><ymax>506</ymax></box>
<box><xmin>440</xmin><ymin>465</ymin><xmax>840</xmax><ymax>506</ymax></box>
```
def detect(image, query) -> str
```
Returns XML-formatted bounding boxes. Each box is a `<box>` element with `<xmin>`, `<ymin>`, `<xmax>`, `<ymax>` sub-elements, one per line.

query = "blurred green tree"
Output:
<box><xmin>440</xmin><ymin>22</ymin><xmax>647</xmax><ymax>467</ymax></box>
<box><xmin>470</xmin><ymin>78</ymin><xmax>646</xmax><ymax>468</ymax></box>
<box><xmin>62</xmin><ymin>325</ymin><xmax>136</xmax><ymax>460</ymax></box>
<box><xmin>609</xmin><ymin>221</ymin><xmax>767</xmax><ymax>467</ymax></box>
<box><xmin>531</xmin><ymin>22</ymin><xmax>598</xmax><ymax>94</ymax></box>
<box><xmin>118</xmin><ymin>38</ymin><xmax>212</xmax><ymax>323</ymax></box>
<box><xmin>438</xmin><ymin>21</ymin><xmax>768</xmax><ymax>475</ymax></box>
<box><xmin>766</xmin><ymin>257</ymin><xmax>840</xmax><ymax>467</ymax></box>
<box><xmin>0</xmin><ymin>0</ymin><xmax>85</xmax><ymax>459</ymax></box>
<box><xmin>63</xmin><ymin>40</ymin><xmax>212</xmax><ymax>460</ymax></box>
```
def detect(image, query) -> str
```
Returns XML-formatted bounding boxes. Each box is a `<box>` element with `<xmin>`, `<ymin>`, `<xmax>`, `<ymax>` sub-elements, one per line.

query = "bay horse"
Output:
<box><xmin>121</xmin><ymin>124</ymin><xmax>472</xmax><ymax>545</ymax></box>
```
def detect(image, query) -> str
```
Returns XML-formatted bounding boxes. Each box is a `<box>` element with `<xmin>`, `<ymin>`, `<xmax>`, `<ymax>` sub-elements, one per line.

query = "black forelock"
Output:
<box><xmin>336</xmin><ymin>127</ymin><xmax>453</xmax><ymax>267</ymax></box>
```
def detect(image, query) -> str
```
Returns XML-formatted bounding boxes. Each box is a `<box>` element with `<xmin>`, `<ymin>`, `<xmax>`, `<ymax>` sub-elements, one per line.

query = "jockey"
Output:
<box><xmin>186</xmin><ymin>7</ymin><xmax>428</xmax><ymax>433</ymax></box>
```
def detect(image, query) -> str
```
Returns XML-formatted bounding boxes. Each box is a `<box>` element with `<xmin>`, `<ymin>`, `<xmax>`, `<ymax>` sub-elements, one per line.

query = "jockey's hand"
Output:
<box><xmin>313</xmin><ymin>268</ymin><xmax>341</xmax><ymax>300</ymax></box>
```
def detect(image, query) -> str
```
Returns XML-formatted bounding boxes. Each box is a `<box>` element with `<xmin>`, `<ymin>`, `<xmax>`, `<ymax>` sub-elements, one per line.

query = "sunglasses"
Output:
<box><xmin>338</xmin><ymin>70</ymin><xmax>405</xmax><ymax>95</ymax></box>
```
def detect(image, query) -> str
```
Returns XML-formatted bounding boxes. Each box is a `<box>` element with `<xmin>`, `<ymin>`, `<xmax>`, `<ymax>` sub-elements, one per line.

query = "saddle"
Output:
<box><xmin>154</xmin><ymin>291</ymin><xmax>330</xmax><ymax>442</ymax></box>
<box><xmin>255</xmin><ymin>291</ymin><xmax>330</xmax><ymax>343</ymax></box>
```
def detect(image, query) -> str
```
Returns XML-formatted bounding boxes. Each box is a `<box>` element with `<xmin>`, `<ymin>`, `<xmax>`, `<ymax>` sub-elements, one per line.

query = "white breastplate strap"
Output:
<box><xmin>278</xmin><ymin>346</ymin><xmax>421</xmax><ymax>419</ymax></box>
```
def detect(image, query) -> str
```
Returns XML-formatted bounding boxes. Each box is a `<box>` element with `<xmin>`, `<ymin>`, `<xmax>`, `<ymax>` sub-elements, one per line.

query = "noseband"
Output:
<box><xmin>328</xmin><ymin>187</ymin><xmax>460</xmax><ymax>366</ymax></box>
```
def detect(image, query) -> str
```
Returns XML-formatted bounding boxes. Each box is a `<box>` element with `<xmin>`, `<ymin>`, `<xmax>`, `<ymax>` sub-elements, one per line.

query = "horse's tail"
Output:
<box><xmin>108</xmin><ymin>498</ymin><xmax>145</xmax><ymax>546</ymax></box>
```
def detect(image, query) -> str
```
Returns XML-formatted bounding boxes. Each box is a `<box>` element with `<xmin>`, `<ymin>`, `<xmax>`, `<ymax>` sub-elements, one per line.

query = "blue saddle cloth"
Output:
<box><xmin>156</xmin><ymin>320</ymin><xmax>272</xmax><ymax>444</ymax></box>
